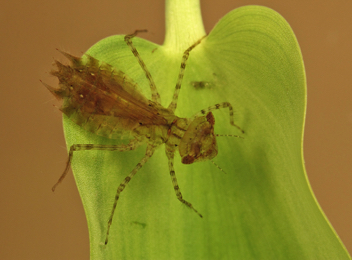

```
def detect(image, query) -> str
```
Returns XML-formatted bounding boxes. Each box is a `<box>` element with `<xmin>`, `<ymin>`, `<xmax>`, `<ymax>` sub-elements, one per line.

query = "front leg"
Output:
<box><xmin>165</xmin><ymin>148</ymin><xmax>203</xmax><ymax>218</ymax></box>
<box><xmin>192</xmin><ymin>102</ymin><xmax>244</xmax><ymax>133</ymax></box>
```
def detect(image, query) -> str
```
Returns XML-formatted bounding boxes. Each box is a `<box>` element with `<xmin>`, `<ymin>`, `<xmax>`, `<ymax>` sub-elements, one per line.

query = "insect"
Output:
<box><xmin>43</xmin><ymin>30</ymin><xmax>244</xmax><ymax>245</ymax></box>
<box><xmin>191</xmin><ymin>80</ymin><xmax>214</xmax><ymax>90</ymax></box>
<box><xmin>191</xmin><ymin>72</ymin><xmax>216</xmax><ymax>90</ymax></box>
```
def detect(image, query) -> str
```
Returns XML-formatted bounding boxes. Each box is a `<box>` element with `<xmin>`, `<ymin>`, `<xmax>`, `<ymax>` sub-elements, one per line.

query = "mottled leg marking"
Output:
<box><xmin>193</xmin><ymin>102</ymin><xmax>244</xmax><ymax>133</ymax></box>
<box><xmin>166</xmin><ymin>151</ymin><xmax>203</xmax><ymax>218</ymax></box>
<box><xmin>105</xmin><ymin>145</ymin><xmax>155</xmax><ymax>245</ymax></box>
<box><xmin>168</xmin><ymin>35</ymin><xmax>207</xmax><ymax>112</ymax></box>
<box><xmin>51</xmin><ymin>139</ymin><xmax>141</xmax><ymax>192</ymax></box>
<box><xmin>124</xmin><ymin>30</ymin><xmax>161</xmax><ymax>104</ymax></box>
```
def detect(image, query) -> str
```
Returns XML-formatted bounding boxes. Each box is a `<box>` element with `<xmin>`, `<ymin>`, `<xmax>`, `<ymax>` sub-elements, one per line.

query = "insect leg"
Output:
<box><xmin>124</xmin><ymin>30</ymin><xmax>161</xmax><ymax>104</ymax></box>
<box><xmin>51</xmin><ymin>140</ymin><xmax>141</xmax><ymax>192</ymax></box>
<box><xmin>192</xmin><ymin>102</ymin><xmax>244</xmax><ymax>133</ymax></box>
<box><xmin>166</xmin><ymin>151</ymin><xmax>203</xmax><ymax>218</ymax></box>
<box><xmin>105</xmin><ymin>144</ymin><xmax>156</xmax><ymax>245</ymax></box>
<box><xmin>167</xmin><ymin>35</ymin><xmax>207</xmax><ymax>112</ymax></box>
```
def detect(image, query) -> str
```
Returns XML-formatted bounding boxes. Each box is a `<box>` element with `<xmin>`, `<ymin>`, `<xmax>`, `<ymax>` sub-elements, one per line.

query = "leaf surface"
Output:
<box><xmin>62</xmin><ymin>5</ymin><xmax>350</xmax><ymax>260</ymax></box>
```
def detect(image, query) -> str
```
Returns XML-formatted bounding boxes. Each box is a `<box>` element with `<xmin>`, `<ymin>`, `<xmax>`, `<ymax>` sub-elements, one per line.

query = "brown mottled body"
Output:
<box><xmin>44</xmin><ymin>30</ymin><xmax>244</xmax><ymax>245</ymax></box>
<box><xmin>46</xmin><ymin>51</ymin><xmax>172</xmax><ymax>141</ymax></box>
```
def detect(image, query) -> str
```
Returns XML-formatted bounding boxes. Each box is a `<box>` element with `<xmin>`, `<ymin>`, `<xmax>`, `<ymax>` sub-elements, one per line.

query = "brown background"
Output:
<box><xmin>0</xmin><ymin>0</ymin><xmax>351</xmax><ymax>259</ymax></box>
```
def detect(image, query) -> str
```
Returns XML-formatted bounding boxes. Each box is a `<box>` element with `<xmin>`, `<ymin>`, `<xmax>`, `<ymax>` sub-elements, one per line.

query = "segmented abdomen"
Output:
<box><xmin>46</xmin><ymin>52</ymin><xmax>170</xmax><ymax>139</ymax></box>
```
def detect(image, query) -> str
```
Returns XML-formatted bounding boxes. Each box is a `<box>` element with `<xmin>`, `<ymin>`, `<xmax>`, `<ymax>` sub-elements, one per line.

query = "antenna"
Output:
<box><xmin>210</xmin><ymin>160</ymin><xmax>227</xmax><ymax>174</ymax></box>
<box><xmin>216</xmin><ymin>134</ymin><xmax>244</xmax><ymax>139</ymax></box>
<box><xmin>211</xmin><ymin>134</ymin><xmax>244</xmax><ymax>174</ymax></box>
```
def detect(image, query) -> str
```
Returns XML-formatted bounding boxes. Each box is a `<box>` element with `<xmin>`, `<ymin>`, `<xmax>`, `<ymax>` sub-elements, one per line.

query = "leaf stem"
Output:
<box><xmin>163</xmin><ymin>0</ymin><xmax>206</xmax><ymax>52</ymax></box>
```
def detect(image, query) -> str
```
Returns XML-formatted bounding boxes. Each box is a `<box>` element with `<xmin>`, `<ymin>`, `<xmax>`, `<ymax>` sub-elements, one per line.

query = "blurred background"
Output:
<box><xmin>0</xmin><ymin>0</ymin><xmax>351</xmax><ymax>259</ymax></box>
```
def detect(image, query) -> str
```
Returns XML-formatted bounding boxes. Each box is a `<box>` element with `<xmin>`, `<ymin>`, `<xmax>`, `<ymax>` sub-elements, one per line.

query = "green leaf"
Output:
<box><xmin>62</xmin><ymin>2</ymin><xmax>351</xmax><ymax>260</ymax></box>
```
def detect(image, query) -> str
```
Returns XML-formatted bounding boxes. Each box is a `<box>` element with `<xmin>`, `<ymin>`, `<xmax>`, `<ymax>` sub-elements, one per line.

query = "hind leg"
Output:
<box><xmin>124</xmin><ymin>30</ymin><xmax>161</xmax><ymax>104</ymax></box>
<box><xmin>52</xmin><ymin>139</ymin><xmax>141</xmax><ymax>191</ymax></box>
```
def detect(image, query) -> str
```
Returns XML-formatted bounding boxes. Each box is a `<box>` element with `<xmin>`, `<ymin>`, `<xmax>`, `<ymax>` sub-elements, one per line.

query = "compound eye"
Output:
<box><xmin>181</xmin><ymin>155</ymin><xmax>195</xmax><ymax>164</ymax></box>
